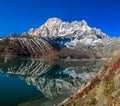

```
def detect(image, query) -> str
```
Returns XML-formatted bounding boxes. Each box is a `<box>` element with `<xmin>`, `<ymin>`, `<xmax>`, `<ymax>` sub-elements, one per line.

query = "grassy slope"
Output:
<box><xmin>59</xmin><ymin>52</ymin><xmax>120</xmax><ymax>106</ymax></box>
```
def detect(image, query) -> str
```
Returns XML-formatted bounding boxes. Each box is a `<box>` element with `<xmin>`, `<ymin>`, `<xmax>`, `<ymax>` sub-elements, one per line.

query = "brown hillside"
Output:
<box><xmin>59</xmin><ymin>52</ymin><xmax>120</xmax><ymax>106</ymax></box>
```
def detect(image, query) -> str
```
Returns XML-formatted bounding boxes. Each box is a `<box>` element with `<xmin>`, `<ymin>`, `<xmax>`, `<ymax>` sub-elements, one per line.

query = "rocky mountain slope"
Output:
<box><xmin>59</xmin><ymin>51</ymin><xmax>120</xmax><ymax>106</ymax></box>
<box><xmin>0</xmin><ymin>18</ymin><xmax>120</xmax><ymax>58</ymax></box>
<box><xmin>0</xmin><ymin>37</ymin><xmax>55</xmax><ymax>57</ymax></box>
<box><xmin>28</xmin><ymin>18</ymin><xmax>120</xmax><ymax>58</ymax></box>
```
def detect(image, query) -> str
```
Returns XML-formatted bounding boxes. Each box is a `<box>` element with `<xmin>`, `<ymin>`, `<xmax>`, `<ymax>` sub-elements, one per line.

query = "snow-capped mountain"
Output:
<box><xmin>0</xmin><ymin>18</ymin><xmax>120</xmax><ymax>58</ymax></box>
<box><xmin>27</xmin><ymin>18</ymin><xmax>120</xmax><ymax>58</ymax></box>
<box><xmin>28</xmin><ymin>18</ymin><xmax>107</xmax><ymax>39</ymax></box>
<box><xmin>28</xmin><ymin>18</ymin><xmax>110</xmax><ymax>49</ymax></box>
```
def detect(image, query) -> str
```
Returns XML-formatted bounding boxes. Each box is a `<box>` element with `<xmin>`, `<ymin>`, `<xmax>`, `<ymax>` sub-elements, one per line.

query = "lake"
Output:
<box><xmin>0</xmin><ymin>56</ymin><xmax>107</xmax><ymax>106</ymax></box>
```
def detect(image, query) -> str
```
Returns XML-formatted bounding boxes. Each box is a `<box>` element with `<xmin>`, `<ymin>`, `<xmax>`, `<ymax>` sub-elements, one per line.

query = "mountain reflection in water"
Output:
<box><xmin>0</xmin><ymin>56</ymin><xmax>107</xmax><ymax>106</ymax></box>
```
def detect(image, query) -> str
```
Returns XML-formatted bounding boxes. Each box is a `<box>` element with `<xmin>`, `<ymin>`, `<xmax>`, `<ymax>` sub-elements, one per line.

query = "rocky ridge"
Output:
<box><xmin>0</xmin><ymin>37</ymin><xmax>55</xmax><ymax>57</ymax></box>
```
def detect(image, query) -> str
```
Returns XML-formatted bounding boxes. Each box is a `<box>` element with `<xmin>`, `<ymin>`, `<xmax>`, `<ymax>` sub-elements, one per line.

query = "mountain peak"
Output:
<box><xmin>81</xmin><ymin>20</ymin><xmax>88</xmax><ymax>26</ymax></box>
<box><xmin>45</xmin><ymin>17</ymin><xmax>62</xmax><ymax>28</ymax></box>
<box><xmin>45</xmin><ymin>17</ymin><xmax>62</xmax><ymax>23</ymax></box>
<box><xmin>28</xmin><ymin>18</ymin><xmax>108</xmax><ymax>40</ymax></box>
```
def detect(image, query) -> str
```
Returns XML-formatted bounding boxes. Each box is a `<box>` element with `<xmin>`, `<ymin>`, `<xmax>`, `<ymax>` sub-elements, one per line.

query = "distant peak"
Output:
<box><xmin>81</xmin><ymin>20</ymin><xmax>88</xmax><ymax>26</ymax></box>
<box><xmin>45</xmin><ymin>18</ymin><xmax>62</xmax><ymax>27</ymax></box>
<box><xmin>46</xmin><ymin>17</ymin><xmax>62</xmax><ymax>22</ymax></box>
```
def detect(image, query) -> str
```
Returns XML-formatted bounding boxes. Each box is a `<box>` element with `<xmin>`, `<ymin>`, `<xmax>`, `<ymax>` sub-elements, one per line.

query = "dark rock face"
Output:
<box><xmin>0</xmin><ymin>37</ymin><xmax>54</xmax><ymax>57</ymax></box>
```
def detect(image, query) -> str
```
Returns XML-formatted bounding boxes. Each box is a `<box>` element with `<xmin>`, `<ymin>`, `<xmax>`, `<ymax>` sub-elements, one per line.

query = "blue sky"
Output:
<box><xmin>0</xmin><ymin>0</ymin><xmax>120</xmax><ymax>37</ymax></box>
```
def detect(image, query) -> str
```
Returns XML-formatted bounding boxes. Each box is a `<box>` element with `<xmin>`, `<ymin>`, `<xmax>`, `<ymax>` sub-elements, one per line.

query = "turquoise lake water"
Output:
<box><xmin>0</xmin><ymin>56</ymin><xmax>107</xmax><ymax>106</ymax></box>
